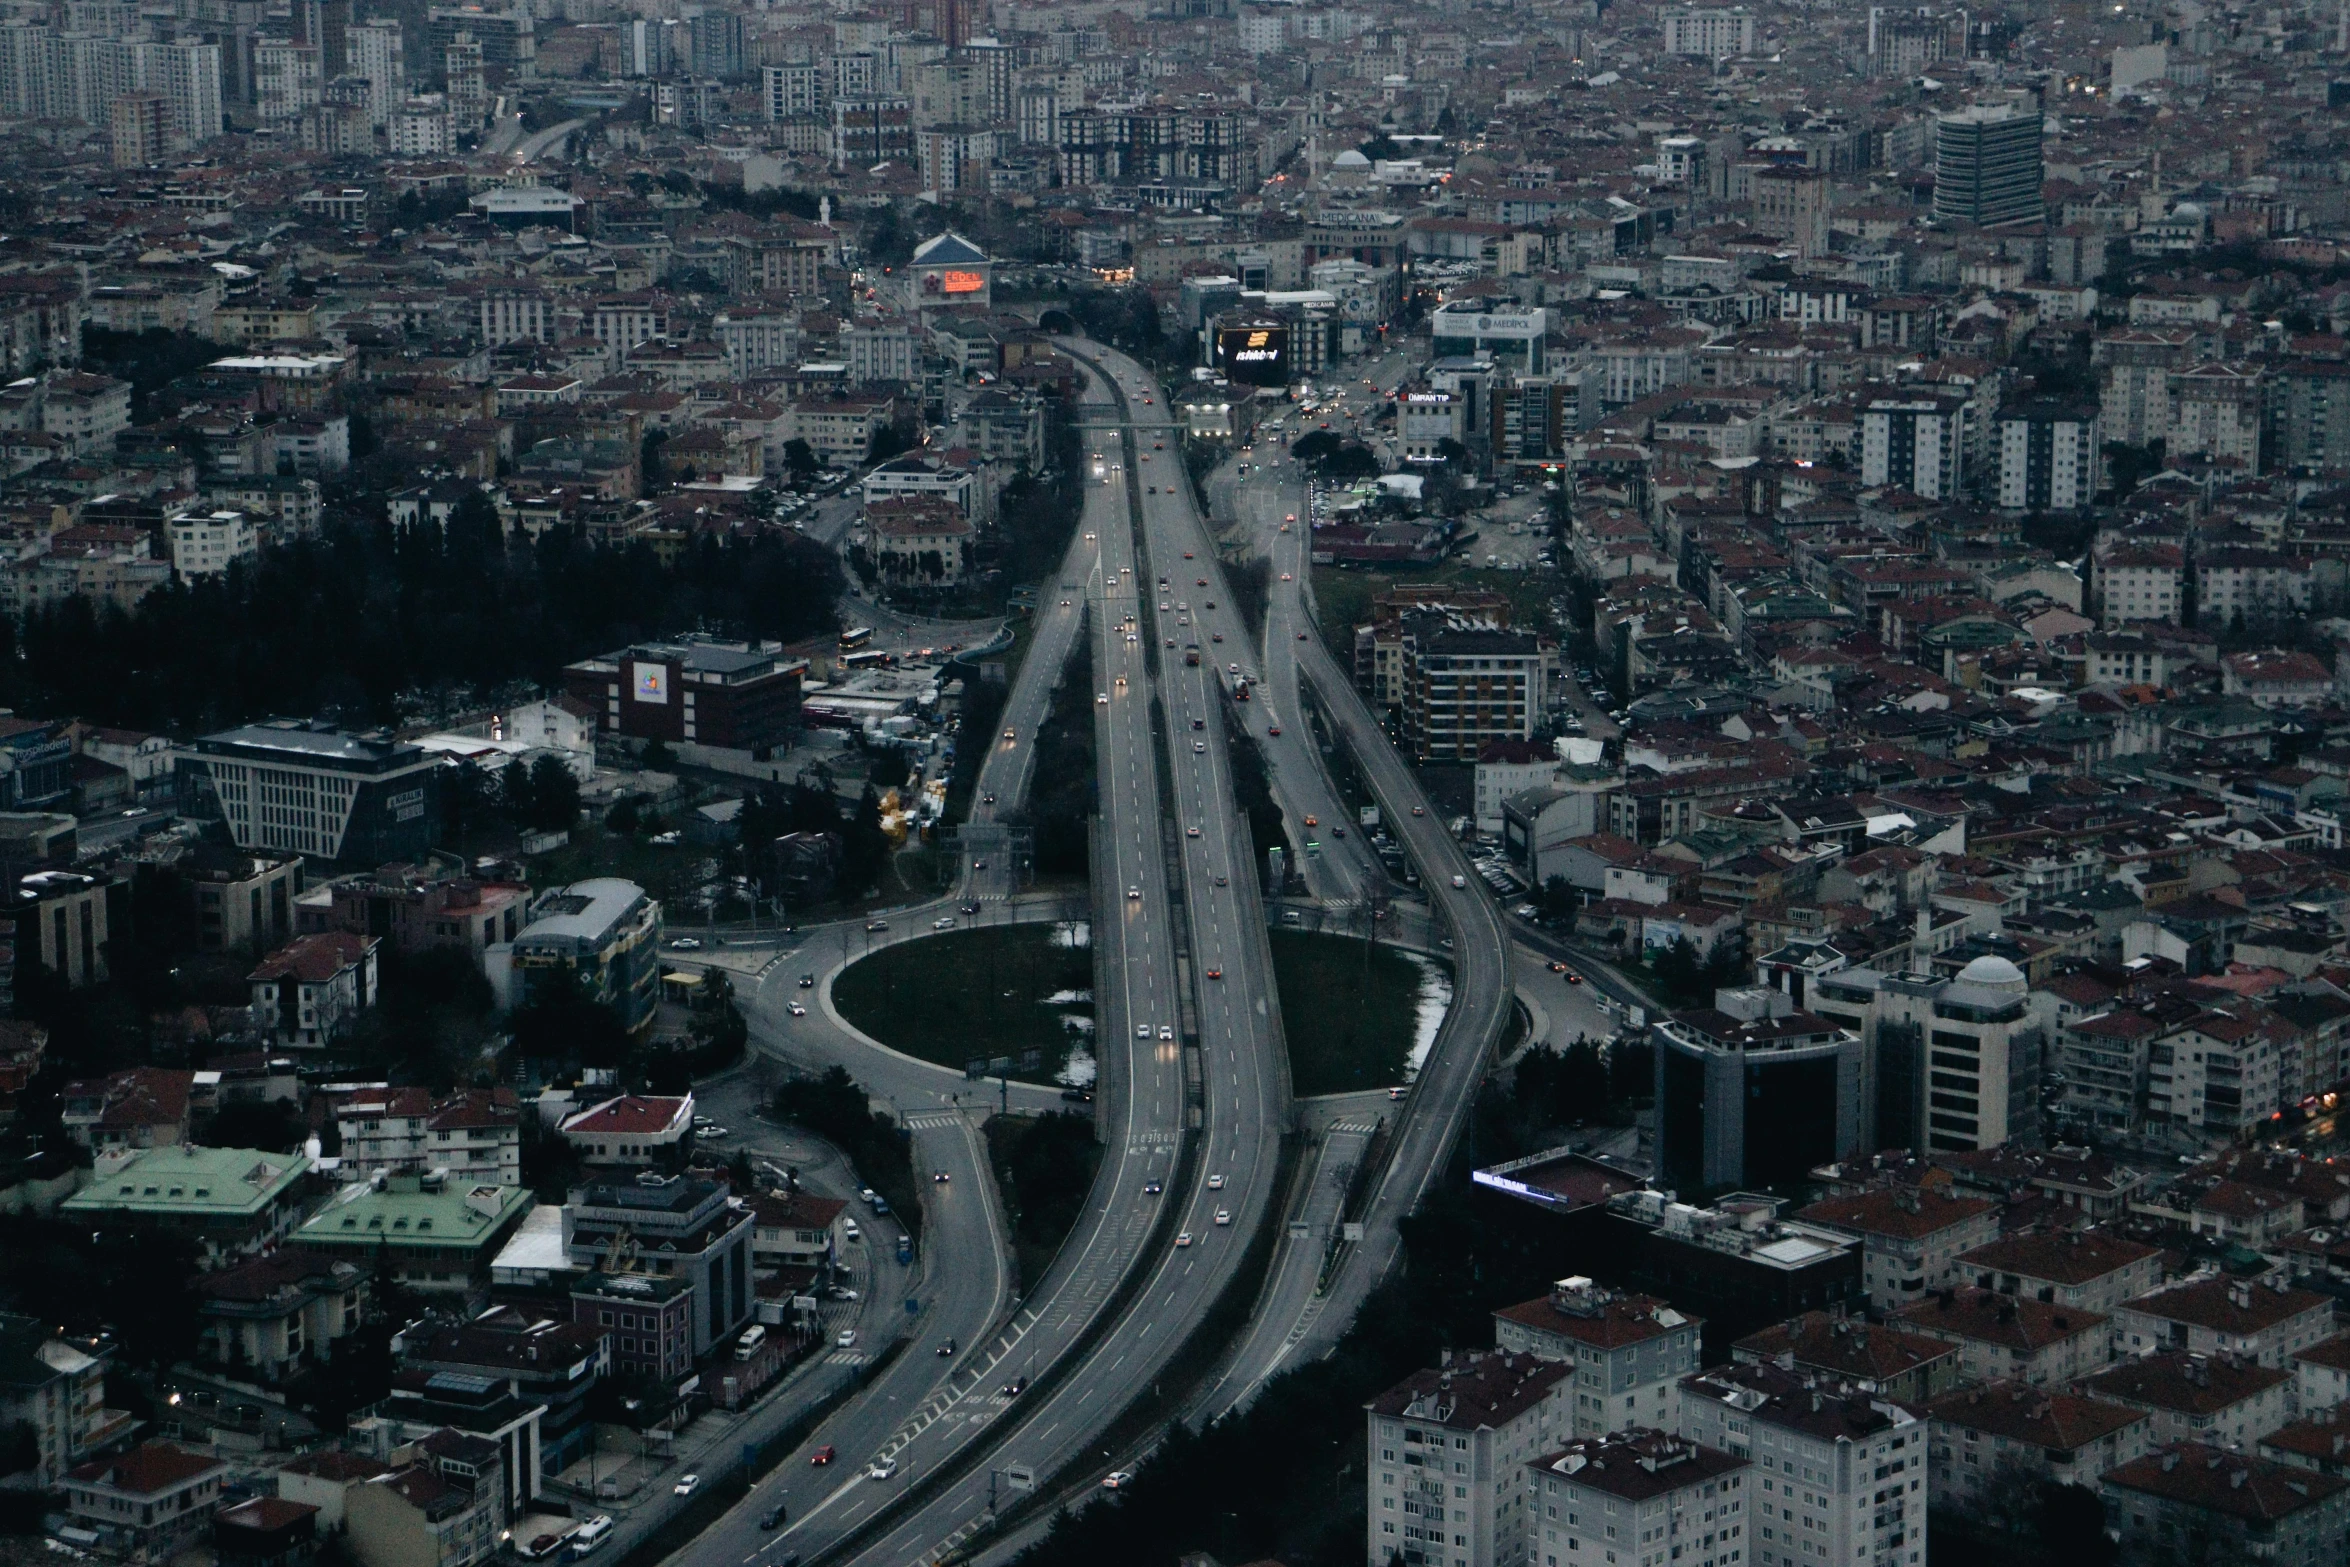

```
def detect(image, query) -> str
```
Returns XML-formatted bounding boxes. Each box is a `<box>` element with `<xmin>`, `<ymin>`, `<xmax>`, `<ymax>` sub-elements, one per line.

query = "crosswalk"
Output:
<box><xmin>1331</xmin><ymin>1119</ymin><xmax>1380</xmax><ymax>1136</ymax></box>
<box><xmin>903</xmin><ymin>1112</ymin><xmax>963</xmax><ymax>1130</ymax></box>
<box><xmin>824</xmin><ymin>1349</ymin><xmax>870</xmax><ymax>1367</ymax></box>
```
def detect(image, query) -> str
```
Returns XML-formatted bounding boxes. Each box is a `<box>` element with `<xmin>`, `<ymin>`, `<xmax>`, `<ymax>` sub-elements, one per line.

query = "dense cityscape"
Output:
<box><xmin>2</xmin><ymin>0</ymin><xmax>2350</xmax><ymax>1565</ymax></box>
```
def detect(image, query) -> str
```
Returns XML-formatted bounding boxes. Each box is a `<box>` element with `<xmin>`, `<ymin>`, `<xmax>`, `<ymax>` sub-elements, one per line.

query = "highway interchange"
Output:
<box><xmin>664</xmin><ymin>337</ymin><xmax>1610</xmax><ymax>1567</ymax></box>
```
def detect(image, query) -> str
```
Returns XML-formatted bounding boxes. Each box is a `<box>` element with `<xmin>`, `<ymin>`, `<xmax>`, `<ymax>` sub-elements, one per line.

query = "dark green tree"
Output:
<box><xmin>527</xmin><ymin>755</ymin><xmax>580</xmax><ymax>830</ymax></box>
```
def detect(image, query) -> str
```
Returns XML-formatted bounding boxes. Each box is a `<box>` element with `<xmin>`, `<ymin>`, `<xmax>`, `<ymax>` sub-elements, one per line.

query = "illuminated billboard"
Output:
<box><xmin>1217</xmin><ymin>323</ymin><xmax>1289</xmax><ymax>387</ymax></box>
<box><xmin>939</xmin><ymin>269</ymin><xmax>984</xmax><ymax>294</ymax></box>
<box><xmin>632</xmin><ymin>661</ymin><xmax>669</xmax><ymax>704</ymax></box>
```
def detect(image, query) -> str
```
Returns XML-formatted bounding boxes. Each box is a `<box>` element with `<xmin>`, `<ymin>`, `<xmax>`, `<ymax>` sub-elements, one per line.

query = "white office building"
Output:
<box><xmin>1659</xmin><ymin>7</ymin><xmax>1756</xmax><ymax>58</ymax></box>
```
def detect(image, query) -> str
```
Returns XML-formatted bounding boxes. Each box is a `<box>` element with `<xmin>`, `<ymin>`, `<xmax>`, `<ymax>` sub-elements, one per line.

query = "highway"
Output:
<box><xmin>828</xmin><ymin>341</ymin><xmax>1288</xmax><ymax>1567</ymax></box>
<box><xmin>680</xmin><ymin>356</ymin><xmax>1205</xmax><ymax>1567</ymax></box>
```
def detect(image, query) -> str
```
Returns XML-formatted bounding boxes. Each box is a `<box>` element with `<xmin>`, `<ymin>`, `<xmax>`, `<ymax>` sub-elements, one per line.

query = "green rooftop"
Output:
<box><xmin>64</xmin><ymin>1145</ymin><xmax>311</xmax><ymax>1219</ymax></box>
<box><xmin>296</xmin><ymin>1176</ymin><xmax>534</xmax><ymax>1253</ymax></box>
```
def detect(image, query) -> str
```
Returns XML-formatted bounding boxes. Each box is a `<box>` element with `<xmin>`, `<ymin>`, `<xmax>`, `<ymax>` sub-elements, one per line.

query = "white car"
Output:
<box><xmin>934</xmin><ymin>917</ymin><xmax>955</xmax><ymax>930</ymax></box>
<box><xmin>836</xmin><ymin>1329</ymin><xmax>858</xmax><ymax>1347</ymax></box>
<box><xmin>1158</xmin><ymin>1025</ymin><xmax>1174</xmax><ymax>1040</ymax></box>
<box><xmin>1137</xmin><ymin>1023</ymin><xmax>1151</xmax><ymax>1038</ymax></box>
<box><xmin>867</xmin><ymin>1459</ymin><xmax>899</xmax><ymax>1480</ymax></box>
<box><xmin>673</xmin><ymin>1475</ymin><xmax>701</xmax><ymax>1497</ymax></box>
<box><xmin>1208</xmin><ymin>1173</ymin><xmax>1225</xmax><ymax>1190</ymax></box>
<box><xmin>788</xmin><ymin>1003</ymin><xmax>807</xmax><ymax>1017</ymax></box>
<box><xmin>1215</xmin><ymin>1208</ymin><xmax>1231</xmax><ymax>1225</ymax></box>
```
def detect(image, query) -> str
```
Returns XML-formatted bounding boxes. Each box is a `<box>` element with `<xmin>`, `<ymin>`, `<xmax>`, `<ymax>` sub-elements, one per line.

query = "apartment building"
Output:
<box><xmin>1673</xmin><ymin>1362</ymin><xmax>1926</xmax><ymax>1567</ymax></box>
<box><xmin>1794</xmin><ymin>1184</ymin><xmax>2001</xmax><ymax>1315</ymax></box>
<box><xmin>1491</xmin><ymin>1278</ymin><xmax>1701</xmax><ymax>1438</ymax></box>
<box><xmin>2081</xmin><ymin>1350</ymin><xmax>2293</xmax><ymax>1451</ymax></box>
<box><xmin>564</xmin><ymin>1170</ymin><xmax>752</xmax><ymax>1359</ymax></box>
<box><xmin>2102</xmin><ymin>1445</ymin><xmax>2350</xmax><ymax>1567</ymax></box>
<box><xmin>2113</xmin><ymin>1276</ymin><xmax>2337</xmax><ymax>1368</ymax></box>
<box><xmin>1954</xmin><ymin>1229</ymin><xmax>2164</xmax><ymax>1313</ymax></box>
<box><xmin>1925</xmin><ymin>1384</ymin><xmax>2148</xmax><ymax>1517</ymax></box>
<box><xmin>2149</xmin><ymin>1005</ymin><xmax>2282</xmax><ymax>1140</ymax></box>
<box><xmin>1995</xmin><ymin>399</ymin><xmax>2100</xmax><ymax>511</ymax></box>
<box><xmin>334</xmin><ymin>1087</ymin><xmax>520</xmax><ymax>1185</ymax></box>
<box><xmin>1526</xmin><ymin>1429</ymin><xmax>1748</xmax><ymax>1567</ymax></box>
<box><xmin>1366</xmin><ymin>1352</ymin><xmax>1574</xmax><ymax>1567</ymax></box>
<box><xmin>1894</xmin><ymin>1287</ymin><xmax>2111</xmax><ymax>1386</ymax></box>
<box><xmin>1859</xmin><ymin>394</ymin><xmax>1970</xmax><ymax>500</ymax></box>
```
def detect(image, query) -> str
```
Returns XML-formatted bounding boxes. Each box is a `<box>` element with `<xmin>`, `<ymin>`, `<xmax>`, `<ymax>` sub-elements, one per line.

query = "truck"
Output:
<box><xmin>1185</xmin><ymin>645</ymin><xmax>1201</xmax><ymax>667</ymax></box>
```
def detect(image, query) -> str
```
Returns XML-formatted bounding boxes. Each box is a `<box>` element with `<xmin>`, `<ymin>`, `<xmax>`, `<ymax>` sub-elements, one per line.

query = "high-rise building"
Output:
<box><xmin>290</xmin><ymin>0</ymin><xmax>349</xmax><ymax>77</ymax></box>
<box><xmin>1996</xmin><ymin>399</ymin><xmax>2101</xmax><ymax>511</ymax></box>
<box><xmin>1867</xmin><ymin>6</ymin><xmax>1952</xmax><ymax>77</ymax></box>
<box><xmin>346</xmin><ymin>20</ymin><xmax>403</xmax><ymax>127</ymax></box>
<box><xmin>1933</xmin><ymin>102</ymin><xmax>2044</xmax><ymax>227</ymax></box>
<box><xmin>684</xmin><ymin>8</ymin><xmax>745</xmax><ymax>79</ymax></box>
<box><xmin>443</xmin><ymin>35</ymin><xmax>484</xmax><ymax>129</ymax></box>
<box><xmin>254</xmin><ymin>39</ymin><xmax>319</xmax><ymax>122</ymax></box>
<box><xmin>109</xmin><ymin>89</ymin><xmax>166</xmax><ymax>166</ymax></box>
<box><xmin>1860</xmin><ymin>393</ymin><xmax>1972</xmax><ymax>499</ymax></box>
<box><xmin>426</xmin><ymin>5</ymin><xmax>532</xmax><ymax>82</ymax></box>
<box><xmin>1654</xmin><ymin>989</ymin><xmax>1864</xmax><ymax>1194</ymax></box>
<box><xmin>1751</xmin><ymin>166</ymin><xmax>1831</xmax><ymax>257</ymax></box>
<box><xmin>1658</xmin><ymin>6</ymin><xmax>1756</xmax><ymax>58</ymax></box>
<box><xmin>1866</xmin><ymin>958</ymin><xmax>2043</xmax><ymax>1157</ymax></box>
<box><xmin>136</xmin><ymin>39</ymin><xmax>223</xmax><ymax>146</ymax></box>
<box><xmin>761</xmin><ymin>62</ymin><xmax>821</xmax><ymax>120</ymax></box>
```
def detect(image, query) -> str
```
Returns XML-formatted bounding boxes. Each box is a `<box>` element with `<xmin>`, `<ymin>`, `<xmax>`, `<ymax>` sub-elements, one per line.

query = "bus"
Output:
<box><xmin>841</xmin><ymin>650</ymin><xmax>894</xmax><ymax>670</ymax></box>
<box><xmin>839</xmin><ymin>626</ymin><xmax>875</xmax><ymax>650</ymax></box>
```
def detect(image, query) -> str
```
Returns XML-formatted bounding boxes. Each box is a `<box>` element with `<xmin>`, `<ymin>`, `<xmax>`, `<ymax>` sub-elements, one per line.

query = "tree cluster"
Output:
<box><xmin>736</xmin><ymin>779</ymin><xmax>892</xmax><ymax>905</ymax></box>
<box><xmin>770</xmin><ymin>1067</ymin><xmax>919</xmax><ymax>1237</ymax></box>
<box><xmin>0</xmin><ymin>500</ymin><xmax>843</xmax><ymax>738</ymax></box>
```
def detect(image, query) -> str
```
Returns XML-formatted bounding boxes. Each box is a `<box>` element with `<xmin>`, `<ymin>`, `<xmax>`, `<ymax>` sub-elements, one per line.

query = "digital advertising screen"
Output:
<box><xmin>1218</xmin><ymin>323</ymin><xmax>1289</xmax><ymax>386</ymax></box>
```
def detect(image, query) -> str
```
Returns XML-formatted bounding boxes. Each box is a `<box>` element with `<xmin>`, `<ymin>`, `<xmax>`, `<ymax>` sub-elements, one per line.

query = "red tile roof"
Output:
<box><xmin>68</xmin><ymin>1441</ymin><xmax>224</xmax><ymax>1494</ymax></box>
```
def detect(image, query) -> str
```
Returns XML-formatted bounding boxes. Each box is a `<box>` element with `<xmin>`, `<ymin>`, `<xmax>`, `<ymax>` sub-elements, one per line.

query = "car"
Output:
<box><xmin>1548</xmin><ymin>961</ymin><xmax>1568</xmax><ymax>974</ymax></box>
<box><xmin>1411</xmin><ymin>805</ymin><xmax>1425</xmax><ymax>817</ymax></box>
<box><xmin>867</xmin><ymin>1460</ymin><xmax>898</xmax><ymax>1481</ymax></box>
<box><xmin>1214</xmin><ymin>874</ymin><xmax>1228</xmax><ymax>887</ymax></box>
<box><xmin>826</xmin><ymin>1286</ymin><xmax>858</xmax><ymax>1302</ymax></box>
<box><xmin>1154</xmin><ymin>441</ymin><xmax>1164</xmax><ymax>449</ymax></box>
<box><xmin>1136</xmin><ymin>1022</ymin><xmax>1151</xmax><ymax>1038</ymax></box>
<box><xmin>973</xmin><ymin>858</ymin><xmax>988</xmax><ymax>870</ymax></box>
<box><xmin>937</xmin><ymin>1337</ymin><xmax>957</xmax><ymax>1356</ymax></box>
<box><xmin>1281</xmin><ymin>572</ymin><xmax>1293</xmax><ymax>581</ymax></box>
<box><xmin>1211</xmin><ymin>632</ymin><xmax>1223</xmax><ymax>643</ymax></box>
<box><xmin>1060</xmin><ymin>598</ymin><xmax>1071</xmax><ymax>607</ymax></box>
<box><xmin>982</xmin><ymin>793</ymin><xmax>997</xmax><ymax>805</ymax></box>
<box><xmin>866</xmin><ymin>920</ymin><xmax>888</xmax><ymax>933</ymax></box>
<box><xmin>1229</xmin><ymin>663</ymin><xmax>1240</xmax><ymax>675</ymax></box>
<box><xmin>1268</xmin><ymin>725</ymin><xmax>1281</xmax><ymax>736</ymax></box>
<box><xmin>1187</xmin><ymin>825</ymin><xmax>1202</xmax><ymax>837</ymax></box>
<box><xmin>1144</xmin><ymin>1180</ymin><xmax>1163</xmax><ymax>1196</ymax></box>
<box><xmin>1333</xmin><ymin>826</ymin><xmax>1346</xmax><ymax>838</ymax></box>
<box><xmin>1148</xmin><ymin>485</ymin><xmax>1157</xmax><ymax>493</ymax></box>
<box><xmin>1297</xmin><ymin>631</ymin><xmax>1309</xmax><ymax>640</ymax></box>
<box><xmin>1184</xmin><ymin>551</ymin><xmax>1194</xmax><ymax>559</ymax></box>
<box><xmin>1208</xmin><ymin>1173</ymin><xmax>1225</xmax><ymax>1190</ymax></box>
<box><xmin>702</xmin><ymin>1125</ymin><xmax>730</xmax><ymax>1139</ymax></box>
<box><xmin>1175</xmin><ymin>1232</ymin><xmax>1193</xmax><ymax>1248</ymax></box>
<box><xmin>1197</xmin><ymin>577</ymin><xmax>1207</xmax><ymax>587</ymax></box>
<box><xmin>1193</xmin><ymin>740</ymin><xmax>1206</xmax><ymax>753</ymax></box>
<box><xmin>760</xmin><ymin>1506</ymin><xmax>786</xmax><ymax>1531</ymax></box>
<box><xmin>1285</xmin><ymin>513</ymin><xmax>1297</xmax><ymax>522</ymax></box>
<box><xmin>788</xmin><ymin>1003</ymin><xmax>807</xmax><ymax>1017</ymax></box>
<box><xmin>1000</xmin><ymin>1375</ymin><xmax>1030</xmax><ymax>1396</ymax></box>
<box><xmin>933</xmin><ymin>1170</ymin><xmax>950</xmax><ymax>1183</ymax></box>
<box><xmin>961</xmin><ymin>902</ymin><xmax>981</xmax><ymax>915</ymax></box>
<box><xmin>1104</xmin><ymin>1471</ymin><xmax>1135</xmax><ymax>1490</ymax></box>
<box><xmin>1304</xmin><ymin>815</ymin><xmax>1318</xmax><ymax>828</ymax></box>
<box><xmin>1192</xmin><ymin>717</ymin><xmax>1206</xmax><ymax>730</ymax></box>
<box><xmin>670</xmin><ymin>936</ymin><xmax>702</xmax><ymax>951</ymax></box>
<box><xmin>1215</xmin><ymin>1208</ymin><xmax>1231</xmax><ymax>1225</ymax></box>
<box><xmin>1388</xmin><ymin>1086</ymin><xmax>1408</xmax><ymax>1101</ymax></box>
<box><xmin>674</xmin><ymin>1476</ymin><xmax>702</xmax><ymax>1497</ymax></box>
<box><xmin>934</xmin><ymin>916</ymin><xmax>955</xmax><ymax>930</ymax></box>
<box><xmin>1566</xmin><ymin>972</ymin><xmax>1583</xmax><ymax>984</ymax></box>
<box><xmin>1003</xmin><ymin>728</ymin><xmax>1017</xmax><ymax>741</ymax></box>
<box><xmin>836</xmin><ymin>1329</ymin><xmax>857</xmax><ymax>1347</ymax></box>
<box><xmin>1097</xmin><ymin>692</ymin><xmax>1109</xmax><ymax>704</ymax></box>
<box><xmin>1205</xmin><ymin>600</ymin><xmax>1216</xmax><ymax>609</ymax></box>
<box><xmin>1129</xmin><ymin>886</ymin><xmax>1142</xmax><ymax>900</ymax></box>
<box><xmin>798</xmin><ymin>974</ymin><xmax>816</xmax><ymax>988</ymax></box>
<box><xmin>1159</xmin><ymin>1024</ymin><xmax>1174</xmax><ymax>1040</ymax></box>
<box><xmin>811</xmin><ymin>1447</ymin><xmax>836</xmax><ymax>1466</ymax></box>
<box><xmin>1166</xmin><ymin>637</ymin><xmax>1176</xmax><ymax>647</ymax></box>
<box><xmin>1205</xmin><ymin>967</ymin><xmax>1222</xmax><ymax>980</ymax></box>
<box><xmin>1060</xmin><ymin>1087</ymin><xmax>1094</xmax><ymax>1103</ymax></box>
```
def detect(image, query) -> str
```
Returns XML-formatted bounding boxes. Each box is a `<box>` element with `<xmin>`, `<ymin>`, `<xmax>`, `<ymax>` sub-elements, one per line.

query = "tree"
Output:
<box><xmin>201</xmin><ymin>1098</ymin><xmax>308</xmax><ymax>1153</ymax></box>
<box><xmin>1541</xmin><ymin>875</ymin><xmax>1576</xmax><ymax>921</ymax></box>
<box><xmin>869</xmin><ymin>422</ymin><xmax>912</xmax><ymax>463</ymax></box>
<box><xmin>527</xmin><ymin>755</ymin><xmax>580</xmax><ymax>831</ymax></box>
<box><xmin>782</xmin><ymin>438</ymin><xmax>821</xmax><ymax>477</ymax></box>
<box><xmin>509</xmin><ymin>963</ymin><xmax>632</xmax><ymax>1072</ymax></box>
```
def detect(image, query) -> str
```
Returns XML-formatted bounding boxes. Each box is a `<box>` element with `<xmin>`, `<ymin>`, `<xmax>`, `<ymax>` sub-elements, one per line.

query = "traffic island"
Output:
<box><xmin>832</xmin><ymin>921</ymin><xmax>1097</xmax><ymax>1086</ymax></box>
<box><xmin>1269</xmin><ymin>930</ymin><xmax>1451</xmax><ymax>1096</ymax></box>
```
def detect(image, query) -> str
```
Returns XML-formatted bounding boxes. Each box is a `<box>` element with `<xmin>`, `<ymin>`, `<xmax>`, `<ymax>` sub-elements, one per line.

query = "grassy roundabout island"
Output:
<box><xmin>1270</xmin><ymin>931</ymin><xmax>1452</xmax><ymax>1097</ymax></box>
<box><xmin>832</xmin><ymin>921</ymin><xmax>1097</xmax><ymax>1085</ymax></box>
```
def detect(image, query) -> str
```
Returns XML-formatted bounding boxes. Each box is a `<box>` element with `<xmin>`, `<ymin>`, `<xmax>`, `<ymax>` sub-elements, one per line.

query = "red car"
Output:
<box><xmin>811</xmin><ymin>1446</ymin><xmax>836</xmax><ymax>1466</ymax></box>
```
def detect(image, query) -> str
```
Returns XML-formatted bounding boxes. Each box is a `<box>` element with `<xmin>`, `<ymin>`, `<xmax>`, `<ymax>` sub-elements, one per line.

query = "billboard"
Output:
<box><xmin>632</xmin><ymin>661</ymin><xmax>669</xmax><ymax>704</ymax></box>
<box><xmin>939</xmin><ymin>269</ymin><xmax>984</xmax><ymax>294</ymax></box>
<box><xmin>1217</xmin><ymin>323</ymin><xmax>1289</xmax><ymax>386</ymax></box>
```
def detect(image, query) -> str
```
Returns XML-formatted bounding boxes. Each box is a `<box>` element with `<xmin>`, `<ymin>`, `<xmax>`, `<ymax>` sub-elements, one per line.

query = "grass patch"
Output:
<box><xmin>833</xmin><ymin>923</ymin><xmax>1093</xmax><ymax>1083</ymax></box>
<box><xmin>1270</xmin><ymin>930</ymin><xmax>1446</xmax><ymax>1096</ymax></box>
<box><xmin>983</xmin><ymin>1111</ymin><xmax>1103</xmax><ymax>1293</ymax></box>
